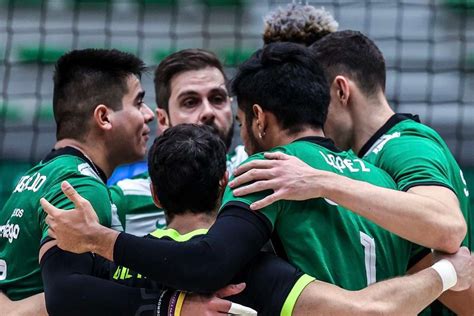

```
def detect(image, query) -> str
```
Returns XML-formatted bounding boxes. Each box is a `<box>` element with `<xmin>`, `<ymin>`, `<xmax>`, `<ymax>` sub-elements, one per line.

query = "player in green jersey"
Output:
<box><xmin>228</xmin><ymin>30</ymin><xmax>473</xmax><ymax>314</ymax></box>
<box><xmin>41</xmin><ymin>42</ymin><xmax>473</xmax><ymax>315</ymax></box>
<box><xmin>110</xmin><ymin>49</ymin><xmax>248</xmax><ymax>236</ymax></box>
<box><xmin>0</xmin><ymin>49</ymin><xmax>154</xmax><ymax>304</ymax></box>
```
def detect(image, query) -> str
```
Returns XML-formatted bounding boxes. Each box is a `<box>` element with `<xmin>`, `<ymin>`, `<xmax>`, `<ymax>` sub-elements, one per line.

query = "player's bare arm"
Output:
<box><xmin>230</xmin><ymin>151</ymin><xmax>466</xmax><ymax>253</ymax></box>
<box><xmin>295</xmin><ymin>246</ymin><xmax>472</xmax><ymax>316</ymax></box>
<box><xmin>407</xmin><ymin>252</ymin><xmax>474</xmax><ymax>315</ymax></box>
<box><xmin>42</xmin><ymin>181</ymin><xmax>473</xmax><ymax>315</ymax></box>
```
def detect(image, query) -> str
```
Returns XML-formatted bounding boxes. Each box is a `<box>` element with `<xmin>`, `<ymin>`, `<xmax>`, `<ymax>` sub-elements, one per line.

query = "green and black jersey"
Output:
<box><xmin>108</xmin><ymin>227</ymin><xmax>311</xmax><ymax>316</ymax></box>
<box><xmin>359</xmin><ymin>114</ymin><xmax>472</xmax><ymax>315</ymax></box>
<box><xmin>222</xmin><ymin>137</ymin><xmax>413</xmax><ymax>290</ymax></box>
<box><xmin>0</xmin><ymin>147</ymin><xmax>115</xmax><ymax>300</ymax></box>
<box><xmin>360</xmin><ymin>114</ymin><xmax>471</xmax><ymax>249</ymax></box>
<box><xmin>110</xmin><ymin>145</ymin><xmax>248</xmax><ymax>236</ymax></box>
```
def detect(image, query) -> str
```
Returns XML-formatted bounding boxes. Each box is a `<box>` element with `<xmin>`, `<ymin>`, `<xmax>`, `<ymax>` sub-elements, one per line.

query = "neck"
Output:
<box><xmin>167</xmin><ymin>212</ymin><xmax>215</xmax><ymax>235</ymax></box>
<box><xmin>267</xmin><ymin>126</ymin><xmax>325</xmax><ymax>149</ymax></box>
<box><xmin>55</xmin><ymin>138</ymin><xmax>115</xmax><ymax>178</ymax></box>
<box><xmin>351</xmin><ymin>93</ymin><xmax>394</xmax><ymax>155</ymax></box>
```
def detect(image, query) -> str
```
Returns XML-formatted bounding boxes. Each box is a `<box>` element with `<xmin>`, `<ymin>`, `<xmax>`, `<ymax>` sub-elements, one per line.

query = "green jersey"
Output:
<box><xmin>110</xmin><ymin>172</ymin><xmax>167</xmax><ymax>236</ymax></box>
<box><xmin>222</xmin><ymin>137</ymin><xmax>413</xmax><ymax>290</ymax></box>
<box><xmin>110</xmin><ymin>145</ymin><xmax>248</xmax><ymax>236</ymax></box>
<box><xmin>0</xmin><ymin>147</ymin><xmax>115</xmax><ymax>300</ymax></box>
<box><xmin>360</xmin><ymin>114</ymin><xmax>471</xmax><ymax>249</ymax></box>
<box><xmin>359</xmin><ymin>114</ymin><xmax>472</xmax><ymax>316</ymax></box>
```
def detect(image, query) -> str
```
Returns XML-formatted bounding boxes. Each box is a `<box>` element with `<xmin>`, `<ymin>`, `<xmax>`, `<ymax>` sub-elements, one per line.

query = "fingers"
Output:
<box><xmin>47</xmin><ymin>228</ymin><xmax>57</xmax><ymax>240</ymax></box>
<box><xmin>61</xmin><ymin>181</ymin><xmax>88</xmax><ymax>209</ymax></box>
<box><xmin>233</xmin><ymin>180</ymin><xmax>276</xmax><ymax>197</ymax></box>
<box><xmin>228</xmin><ymin>302</ymin><xmax>258</xmax><ymax>315</ymax></box>
<box><xmin>250</xmin><ymin>193</ymin><xmax>281</xmax><ymax>210</ymax></box>
<box><xmin>215</xmin><ymin>282</ymin><xmax>246</xmax><ymax>298</ymax></box>
<box><xmin>458</xmin><ymin>246</ymin><xmax>470</xmax><ymax>256</ymax></box>
<box><xmin>230</xmin><ymin>169</ymin><xmax>274</xmax><ymax>189</ymax></box>
<box><xmin>214</xmin><ymin>298</ymin><xmax>232</xmax><ymax>314</ymax></box>
<box><xmin>233</xmin><ymin>160</ymin><xmax>274</xmax><ymax>177</ymax></box>
<box><xmin>40</xmin><ymin>198</ymin><xmax>61</xmax><ymax>217</ymax></box>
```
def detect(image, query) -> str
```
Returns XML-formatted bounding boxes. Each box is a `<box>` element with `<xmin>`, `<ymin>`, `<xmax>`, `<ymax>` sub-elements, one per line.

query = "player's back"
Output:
<box><xmin>0</xmin><ymin>148</ymin><xmax>112</xmax><ymax>300</ymax></box>
<box><xmin>225</xmin><ymin>137</ymin><xmax>413</xmax><ymax>290</ymax></box>
<box><xmin>362</xmin><ymin>114</ymin><xmax>471</xmax><ymax>249</ymax></box>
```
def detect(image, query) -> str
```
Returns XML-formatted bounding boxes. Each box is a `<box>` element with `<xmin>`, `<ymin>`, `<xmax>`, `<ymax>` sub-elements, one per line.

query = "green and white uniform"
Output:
<box><xmin>111</xmin><ymin>145</ymin><xmax>248</xmax><ymax>236</ymax></box>
<box><xmin>0</xmin><ymin>147</ymin><xmax>118</xmax><ymax>300</ymax></box>
<box><xmin>222</xmin><ymin>137</ymin><xmax>413</xmax><ymax>290</ymax></box>
<box><xmin>360</xmin><ymin>114</ymin><xmax>471</xmax><ymax>248</ymax></box>
<box><xmin>359</xmin><ymin>113</ymin><xmax>472</xmax><ymax>315</ymax></box>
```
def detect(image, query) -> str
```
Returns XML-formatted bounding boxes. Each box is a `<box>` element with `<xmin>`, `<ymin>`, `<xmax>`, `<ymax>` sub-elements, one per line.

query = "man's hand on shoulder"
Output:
<box><xmin>230</xmin><ymin>152</ymin><xmax>330</xmax><ymax>209</ymax></box>
<box><xmin>41</xmin><ymin>181</ymin><xmax>107</xmax><ymax>254</ymax></box>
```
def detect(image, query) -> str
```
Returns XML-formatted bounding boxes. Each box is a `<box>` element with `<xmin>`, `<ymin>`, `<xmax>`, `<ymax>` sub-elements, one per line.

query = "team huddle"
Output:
<box><xmin>0</xmin><ymin>4</ymin><xmax>473</xmax><ymax>316</ymax></box>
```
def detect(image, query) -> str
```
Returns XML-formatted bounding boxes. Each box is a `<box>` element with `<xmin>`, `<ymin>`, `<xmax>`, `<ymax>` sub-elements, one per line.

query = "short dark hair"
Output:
<box><xmin>53</xmin><ymin>48</ymin><xmax>145</xmax><ymax>140</ymax></box>
<box><xmin>231</xmin><ymin>42</ymin><xmax>330</xmax><ymax>134</ymax></box>
<box><xmin>148</xmin><ymin>124</ymin><xmax>227</xmax><ymax>221</ymax></box>
<box><xmin>310</xmin><ymin>30</ymin><xmax>386</xmax><ymax>96</ymax></box>
<box><xmin>154</xmin><ymin>49</ymin><xmax>227</xmax><ymax>111</ymax></box>
<box><xmin>263</xmin><ymin>4</ymin><xmax>338</xmax><ymax>46</ymax></box>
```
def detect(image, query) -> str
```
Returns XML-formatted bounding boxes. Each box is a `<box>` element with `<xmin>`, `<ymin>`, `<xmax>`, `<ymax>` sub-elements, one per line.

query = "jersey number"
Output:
<box><xmin>360</xmin><ymin>232</ymin><xmax>376</xmax><ymax>285</ymax></box>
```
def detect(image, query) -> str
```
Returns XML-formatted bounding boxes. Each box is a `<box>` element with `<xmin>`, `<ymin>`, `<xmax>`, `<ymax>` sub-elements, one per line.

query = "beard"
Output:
<box><xmin>168</xmin><ymin>119</ymin><xmax>234</xmax><ymax>152</ymax></box>
<box><xmin>205</xmin><ymin>121</ymin><xmax>234</xmax><ymax>152</ymax></box>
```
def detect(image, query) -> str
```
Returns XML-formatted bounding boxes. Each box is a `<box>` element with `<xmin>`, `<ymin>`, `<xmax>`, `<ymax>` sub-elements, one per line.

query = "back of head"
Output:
<box><xmin>311</xmin><ymin>30</ymin><xmax>386</xmax><ymax>96</ymax></box>
<box><xmin>154</xmin><ymin>49</ymin><xmax>226</xmax><ymax>111</ymax></box>
<box><xmin>148</xmin><ymin>124</ymin><xmax>227</xmax><ymax>220</ymax></box>
<box><xmin>231</xmin><ymin>42</ymin><xmax>330</xmax><ymax>134</ymax></box>
<box><xmin>53</xmin><ymin>49</ymin><xmax>145</xmax><ymax>141</ymax></box>
<box><xmin>263</xmin><ymin>4</ymin><xmax>338</xmax><ymax>46</ymax></box>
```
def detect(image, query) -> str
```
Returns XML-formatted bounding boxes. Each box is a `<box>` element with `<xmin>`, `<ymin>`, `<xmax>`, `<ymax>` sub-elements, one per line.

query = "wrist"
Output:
<box><xmin>90</xmin><ymin>225</ymin><xmax>119</xmax><ymax>260</ymax></box>
<box><xmin>431</xmin><ymin>259</ymin><xmax>457</xmax><ymax>292</ymax></box>
<box><xmin>318</xmin><ymin>171</ymin><xmax>339</xmax><ymax>199</ymax></box>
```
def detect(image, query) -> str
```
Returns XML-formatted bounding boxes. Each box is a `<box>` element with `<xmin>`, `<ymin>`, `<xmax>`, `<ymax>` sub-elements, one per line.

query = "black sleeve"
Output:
<box><xmin>229</xmin><ymin>252</ymin><xmax>306</xmax><ymax>316</ymax></box>
<box><xmin>40</xmin><ymin>246</ymin><xmax>170</xmax><ymax>316</ymax></box>
<box><xmin>113</xmin><ymin>203</ymin><xmax>272</xmax><ymax>293</ymax></box>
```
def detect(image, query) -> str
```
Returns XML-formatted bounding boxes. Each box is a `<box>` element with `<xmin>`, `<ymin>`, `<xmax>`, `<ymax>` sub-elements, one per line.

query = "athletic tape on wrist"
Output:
<box><xmin>228</xmin><ymin>302</ymin><xmax>257</xmax><ymax>315</ymax></box>
<box><xmin>431</xmin><ymin>259</ymin><xmax>457</xmax><ymax>292</ymax></box>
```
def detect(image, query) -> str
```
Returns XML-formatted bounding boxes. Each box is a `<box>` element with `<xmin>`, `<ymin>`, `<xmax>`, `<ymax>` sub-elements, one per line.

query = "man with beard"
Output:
<box><xmin>42</xmin><ymin>42</ymin><xmax>473</xmax><ymax>315</ymax></box>
<box><xmin>110</xmin><ymin>49</ymin><xmax>247</xmax><ymax>236</ymax></box>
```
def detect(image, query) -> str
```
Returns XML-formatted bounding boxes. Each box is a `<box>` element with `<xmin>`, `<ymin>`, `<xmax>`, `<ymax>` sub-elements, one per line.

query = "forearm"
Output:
<box><xmin>41</xmin><ymin>246</ymin><xmax>164</xmax><ymax>316</ymax></box>
<box><xmin>322</xmin><ymin>173</ymin><xmax>464</xmax><ymax>252</ymax></box>
<box><xmin>295</xmin><ymin>268</ymin><xmax>443</xmax><ymax>315</ymax></box>
<box><xmin>111</xmin><ymin>208</ymin><xmax>271</xmax><ymax>293</ymax></box>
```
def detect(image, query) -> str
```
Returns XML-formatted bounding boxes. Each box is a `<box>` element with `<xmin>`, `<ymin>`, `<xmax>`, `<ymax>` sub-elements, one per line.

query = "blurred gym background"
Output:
<box><xmin>0</xmin><ymin>0</ymin><xmax>473</xmax><ymax>205</ymax></box>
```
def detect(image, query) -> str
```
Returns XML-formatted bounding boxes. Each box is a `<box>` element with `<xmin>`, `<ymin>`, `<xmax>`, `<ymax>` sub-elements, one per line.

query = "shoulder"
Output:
<box><xmin>113</xmin><ymin>176</ymin><xmax>151</xmax><ymax>197</ymax></box>
<box><xmin>227</xmin><ymin>145</ymin><xmax>249</xmax><ymax>174</ymax></box>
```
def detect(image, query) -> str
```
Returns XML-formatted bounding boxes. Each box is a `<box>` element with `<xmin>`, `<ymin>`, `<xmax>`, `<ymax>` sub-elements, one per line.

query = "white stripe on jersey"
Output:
<box><xmin>116</xmin><ymin>178</ymin><xmax>152</xmax><ymax>196</ymax></box>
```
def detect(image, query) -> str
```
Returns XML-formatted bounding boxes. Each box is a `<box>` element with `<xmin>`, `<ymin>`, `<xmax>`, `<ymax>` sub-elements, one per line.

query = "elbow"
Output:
<box><xmin>436</xmin><ymin>219</ymin><xmax>467</xmax><ymax>254</ymax></box>
<box><xmin>44</xmin><ymin>282</ymin><xmax>74</xmax><ymax>316</ymax></box>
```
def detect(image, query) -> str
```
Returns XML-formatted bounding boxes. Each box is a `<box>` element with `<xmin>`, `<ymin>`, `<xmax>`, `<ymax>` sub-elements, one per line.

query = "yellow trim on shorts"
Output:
<box><xmin>281</xmin><ymin>274</ymin><xmax>315</xmax><ymax>316</ymax></box>
<box><xmin>149</xmin><ymin>228</ymin><xmax>208</xmax><ymax>242</ymax></box>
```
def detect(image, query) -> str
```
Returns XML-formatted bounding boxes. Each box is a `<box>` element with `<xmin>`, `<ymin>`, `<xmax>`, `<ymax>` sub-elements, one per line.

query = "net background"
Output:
<box><xmin>0</xmin><ymin>0</ymin><xmax>473</xmax><ymax>204</ymax></box>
